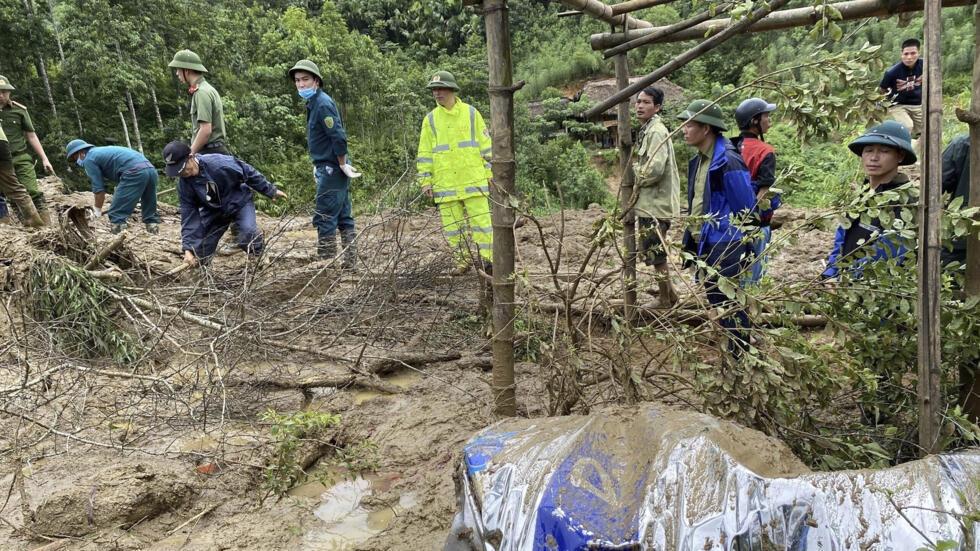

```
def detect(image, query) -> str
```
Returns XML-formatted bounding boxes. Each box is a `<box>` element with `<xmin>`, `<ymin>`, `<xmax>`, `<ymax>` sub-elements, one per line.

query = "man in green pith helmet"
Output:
<box><xmin>0</xmin><ymin>75</ymin><xmax>54</xmax><ymax>225</ymax></box>
<box><xmin>416</xmin><ymin>70</ymin><xmax>494</xmax><ymax>276</ymax></box>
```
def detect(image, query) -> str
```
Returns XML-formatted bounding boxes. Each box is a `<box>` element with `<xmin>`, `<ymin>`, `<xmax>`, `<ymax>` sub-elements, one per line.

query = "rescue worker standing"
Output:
<box><xmin>632</xmin><ymin>86</ymin><xmax>680</xmax><ymax>307</ymax></box>
<box><xmin>167</xmin><ymin>51</ymin><xmax>230</xmax><ymax>156</ymax></box>
<box><xmin>289</xmin><ymin>59</ymin><xmax>358</xmax><ymax>267</ymax></box>
<box><xmin>731</xmin><ymin>97</ymin><xmax>781</xmax><ymax>286</ymax></box>
<box><xmin>65</xmin><ymin>139</ymin><xmax>160</xmax><ymax>234</ymax></box>
<box><xmin>0</xmin><ymin>75</ymin><xmax>54</xmax><ymax>225</ymax></box>
<box><xmin>416</xmin><ymin>71</ymin><xmax>494</xmax><ymax>275</ymax></box>
<box><xmin>678</xmin><ymin>99</ymin><xmax>756</xmax><ymax>359</ymax></box>
<box><xmin>0</xmin><ymin>124</ymin><xmax>43</xmax><ymax>227</ymax></box>
<box><xmin>941</xmin><ymin>133</ymin><xmax>970</xmax><ymax>267</ymax></box>
<box><xmin>163</xmin><ymin>141</ymin><xmax>286</xmax><ymax>267</ymax></box>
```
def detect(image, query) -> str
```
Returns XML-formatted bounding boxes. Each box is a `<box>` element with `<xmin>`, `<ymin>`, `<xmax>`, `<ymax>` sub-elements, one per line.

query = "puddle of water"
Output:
<box><xmin>298</xmin><ymin>472</ymin><xmax>417</xmax><ymax>550</ymax></box>
<box><xmin>353</xmin><ymin>370</ymin><xmax>422</xmax><ymax>405</ymax></box>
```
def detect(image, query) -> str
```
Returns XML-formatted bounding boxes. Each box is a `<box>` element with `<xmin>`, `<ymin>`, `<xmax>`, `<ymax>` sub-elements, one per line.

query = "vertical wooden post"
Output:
<box><xmin>615</xmin><ymin>53</ymin><xmax>637</xmax><ymax>322</ymax></box>
<box><xmin>958</xmin><ymin>1</ymin><xmax>980</xmax><ymax>419</ymax></box>
<box><xmin>484</xmin><ymin>0</ymin><xmax>517</xmax><ymax>417</ymax></box>
<box><xmin>918</xmin><ymin>0</ymin><xmax>943</xmax><ymax>456</ymax></box>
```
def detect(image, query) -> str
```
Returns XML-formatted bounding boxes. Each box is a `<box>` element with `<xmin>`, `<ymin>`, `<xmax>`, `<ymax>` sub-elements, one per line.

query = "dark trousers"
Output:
<box><xmin>197</xmin><ymin>203</ymin><xmax>263</xmax><ymax>263</ymax></box>
<box><xmin>313</xmin><ymin>164</ymin><xmax>355</xmax><ymax>241</ymax></box>
<box><xmin>699</xmin><ymin>240</ymin><xmax>751</xmax><ymax>357</ymax></box>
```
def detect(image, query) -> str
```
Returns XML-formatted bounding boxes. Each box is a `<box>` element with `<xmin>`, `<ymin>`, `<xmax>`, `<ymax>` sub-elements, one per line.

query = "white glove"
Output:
<box><xmin>91</xmin><ymin>206</ymin><xmax>102</xmax><ymax>218</ymax></box>
<box><xmin>340</xmin><ymin>163</ymin><xmax>362</xmax><ymax>179</ymax></box>
<box><xmin>313</xmin><ymin>166</ymin><xmax>317</xmax><ymax>180</ymax></box>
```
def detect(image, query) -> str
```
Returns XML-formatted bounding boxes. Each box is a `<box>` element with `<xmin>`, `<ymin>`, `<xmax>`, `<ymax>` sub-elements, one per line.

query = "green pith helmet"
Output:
<box><xmin>848</xmin><ymin>120</ymin><xmax>917</xmax><ymax>165</ymax></box>
<box><xmin>426</xmin><ymin>71</ymin><xmax>459</xmax><ymax>91</ymax></box>
<box><xmin>0</xmin><ymin>75</ymin><xmax>14</xmax><ymax>91</ymax></box>
<box><xmin>676</xmin><ymin>99</ymin><xmax>728</xmax><ymax>131</ymax></box>
<box><xmin>287</xmin><ymin>59</ymin><xmax>323</xmax><ymax>81</ymax></box>
<box><xmin>168</xmin><ymin>50</ymin><xmax>208</xmax><ymax>73</ymax></box>
<box><xmin>65</xmin><ymin>139</ymin><xmax>94</xmax><ymax>159</ymax></box>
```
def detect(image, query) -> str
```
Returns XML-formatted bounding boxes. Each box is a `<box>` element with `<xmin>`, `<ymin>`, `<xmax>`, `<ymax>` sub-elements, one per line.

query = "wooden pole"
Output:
<box><xmin>484</xmin><ymin>0</ymin><xmax>518</xmax><ymax>417</ymax></box>
<box><xmin>590</xmin><ymin>0</ymin><xmax>975</xmax><ymax>49</ymax></box>
<box><xmin>609</xmin><ymin>0</ymin><xmax>677</xmax><ymax>15</ymax></box>
<box><xmin>918</xmin><ymin>0</ymin><xmax>943</xmax><ymax>456</ymax></box>
<box><xmin>603</xmin><ymin>5</ymin><xmax>729</xmax><ymax>59</ymax></box>
<box><xmin>615</xmin><ymin>54</ymin><xmax>637</xmax><ymax>322</ymax></box>
<box><xmin>956</xmin><ymin>1</ymin><xmax>980</xmax><ymax>419</ymax></box>
<box><xmin>583</xmin><ymin>0</ymin><xmax>789</xmax><ymax>120</ymax></box>
<box><xmin>555</xmin><ymin>0</ymin><xmax>653</xmax><ymax>29</ymax></box>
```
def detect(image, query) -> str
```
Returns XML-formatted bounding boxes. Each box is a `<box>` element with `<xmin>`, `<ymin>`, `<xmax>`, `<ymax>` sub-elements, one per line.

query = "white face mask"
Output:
<box><xmin>76</xmin><ymin>158</ymin><xmax>85</xmax><ymax>167</ymax></box>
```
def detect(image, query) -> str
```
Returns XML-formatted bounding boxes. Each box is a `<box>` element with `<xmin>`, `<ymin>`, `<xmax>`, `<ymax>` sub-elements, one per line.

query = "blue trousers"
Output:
<box><xmin>699</xmin><ymin>240</ymin><xmax>751</xmax><ymax>357</ymax></box>
<box><xmin>197</xmin><ymin>203</ymin><xmax>263</xmax><ymax>262</ymax></box>
<box><xmin>0</xmin><ymin>195</ymin><xmax>7</xmax><ymax>218</ymax></box>
<box><xmin>313</xmin><ymin>164</ymin><xmax>354</xmax><ymax>240</ymax></box>
<box><xmin>108</xmin><ymin>166</ymin><xmax>160</xmax><ymax>225</ymax></box>
<box><xmin>740</xmin><ymin>226</ymin><xmax>772</xmax><ymax>288</ymax></box>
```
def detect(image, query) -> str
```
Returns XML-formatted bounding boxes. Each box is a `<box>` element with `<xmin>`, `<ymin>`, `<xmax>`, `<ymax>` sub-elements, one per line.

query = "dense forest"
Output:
<box><xmin>1</xmin><ymin>0</ymin><xmax>974</xmax><ymax>213</ymax></box>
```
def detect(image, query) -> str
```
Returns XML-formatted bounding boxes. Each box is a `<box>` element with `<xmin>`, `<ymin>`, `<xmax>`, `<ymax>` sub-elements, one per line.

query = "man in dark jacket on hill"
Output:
<box><xmin>163</xmin><ymin>141</ymin><xmax>286</xmax><ymax>267</ymax></box>
<box><xmin>677</xmin><ymin>99</ymin><xmax>756</xmax><ymax>358</ymax></box>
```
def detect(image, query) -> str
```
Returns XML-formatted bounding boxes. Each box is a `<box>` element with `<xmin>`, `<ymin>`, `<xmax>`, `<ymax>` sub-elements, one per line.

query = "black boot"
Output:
<box><xmin>340</xmin><ymin>229</ymin><xmax>357</xmax><ymax>269</ymax></box>
<box><xmin>317</xmin><ymin>233</ymin><xmax>337</xmax><ymax>260</ymax></box>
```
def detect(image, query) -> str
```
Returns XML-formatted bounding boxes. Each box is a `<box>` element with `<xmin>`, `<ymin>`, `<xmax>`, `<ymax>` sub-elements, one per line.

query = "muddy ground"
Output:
<box><xmin>0</xmin><ymin>177</ymin><xmax>836</xmax><ymax>550</ymax></box>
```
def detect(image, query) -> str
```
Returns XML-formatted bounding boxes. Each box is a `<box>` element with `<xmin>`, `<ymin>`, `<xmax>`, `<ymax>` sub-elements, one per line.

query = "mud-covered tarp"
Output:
<box><xmin>444</xmin><ymin>405</ymin><xmax>980</xmax><ymax>550</ymax></box>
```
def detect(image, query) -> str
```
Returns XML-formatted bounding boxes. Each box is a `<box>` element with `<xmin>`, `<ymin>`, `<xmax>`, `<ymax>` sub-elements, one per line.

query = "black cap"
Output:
<box><xmin>163</xmin><ymin>141</ymin><xmax>192</xmax><ymax>177</ymax></box>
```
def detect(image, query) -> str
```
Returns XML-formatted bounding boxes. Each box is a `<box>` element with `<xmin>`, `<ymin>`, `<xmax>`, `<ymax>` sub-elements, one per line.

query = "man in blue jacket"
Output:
<box><xmin>677</xmin><ymin>99</ymin><xmax>757</xmax><ymax>358</ymax></box>
<box><xmin>289</xmin><ymin>59</ymin><xmax>358</xmax><ymax>267</ymax></box>
<box><xmin>162</xmin><ymin>141</ymin><xmax>286</xmax><ymax>267</ymax></box>
<box><xmin>821</xmin><ymin>121</ymin><xmax>915</xmax><ymax>280</ymax></box>
<box><xmin>65</xmin><ymin>139</ymin><xmax>160</xmax><ymax>234</ymax></box>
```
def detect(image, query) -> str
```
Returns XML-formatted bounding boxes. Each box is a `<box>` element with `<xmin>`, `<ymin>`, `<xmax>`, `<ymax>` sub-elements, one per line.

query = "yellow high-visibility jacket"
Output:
<box><xmin>416</xmin><ymin>99</ymin><xmax>493</xmax><ymax>204</ymax></box>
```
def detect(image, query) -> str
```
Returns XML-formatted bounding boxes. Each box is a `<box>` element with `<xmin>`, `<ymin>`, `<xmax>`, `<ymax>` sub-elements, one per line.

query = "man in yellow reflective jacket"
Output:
<box><xmin>416</xmin><ymin>71</ymin><xmax>493</xmax><ymax>275</ymax></box>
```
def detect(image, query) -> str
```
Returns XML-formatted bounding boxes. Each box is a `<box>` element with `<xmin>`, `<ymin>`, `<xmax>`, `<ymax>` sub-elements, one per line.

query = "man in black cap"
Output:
<box><xmin>163</xmin><ymin>141</ymin><xmax>286</xmax><ymax>267</ymax></box>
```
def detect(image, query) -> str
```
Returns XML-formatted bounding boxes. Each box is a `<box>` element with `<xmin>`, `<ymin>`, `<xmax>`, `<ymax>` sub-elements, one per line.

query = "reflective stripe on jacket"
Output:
<box><xmin>416</xmin><ymin>100</ymin><xmax>493</xmax><ymax>203</ymax></box>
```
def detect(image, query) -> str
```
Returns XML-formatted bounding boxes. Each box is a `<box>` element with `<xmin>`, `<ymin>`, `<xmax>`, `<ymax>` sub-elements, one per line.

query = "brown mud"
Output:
<box><xmin>0</xmin><ymin>178</ymin><xmax>836</xmax><ymax>550</ymax></box>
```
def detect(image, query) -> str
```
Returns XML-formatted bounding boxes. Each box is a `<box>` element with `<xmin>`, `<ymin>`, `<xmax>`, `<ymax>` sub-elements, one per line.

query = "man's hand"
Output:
<box><xmin>422</xmin><ymin>185</ymin><xmax>433</xmax><ymax>199</ymax></box>
<box><xmin>42</xmin><ymin>160</ymin><xmax>55</xmax><ymax>175</ymax></box>
<box><xmin>273</xmin><ymin>190</ymin><xmax>288</xmax><ymax>201</ymax></box>
<box><xmin>183</xmin><ymin>250</ymin><xmax>199</xmax><ymax>267</ymax></box>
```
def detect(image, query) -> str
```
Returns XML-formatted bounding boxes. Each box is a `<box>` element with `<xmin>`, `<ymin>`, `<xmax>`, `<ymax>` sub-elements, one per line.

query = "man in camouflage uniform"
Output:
<box><xmin>0</xmin><ymin>75</ymin><xmax>54</xmax><ymax>225</ymax></box>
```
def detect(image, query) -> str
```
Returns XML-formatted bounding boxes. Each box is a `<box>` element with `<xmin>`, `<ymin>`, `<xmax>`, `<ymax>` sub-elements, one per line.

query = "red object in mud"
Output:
<box><xmin>195</xmin><ymin>463</ymin><xmax>220</xmax><ymax>475</ymax></box>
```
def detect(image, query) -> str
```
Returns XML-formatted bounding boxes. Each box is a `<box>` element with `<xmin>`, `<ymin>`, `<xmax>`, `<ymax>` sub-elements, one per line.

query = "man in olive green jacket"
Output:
<box><xmin>0</xmin><ymin>75</ymin><xmax>54</xmax><ymax>224</ymax></box>
<box><xmin>632</xmin><ymin>86</ymin><xmax>681</xmax><ymax>306</ymax></box>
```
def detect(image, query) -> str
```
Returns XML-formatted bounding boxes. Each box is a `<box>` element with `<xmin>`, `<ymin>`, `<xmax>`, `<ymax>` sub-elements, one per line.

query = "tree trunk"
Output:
<box><xmin>46</xmin><ymin>0</ymin><xmax>82</xmax><ymax>134</ymax></box>
<box><xmin>22</xmin><ymin>0</ymin><xmax>59</xmax><ymax>123</ymax></box>
<box><xmin>484</xmin><ymin>0</ymin><xmax>517</xmax><ymax>417</ymax></box>
<box><xmin>125</xmin><ymin>90</ymin><xmax>144</xmax><ymax>154</ymax></box>
<box><xmin>119</xmin><ymin>110</ymin><xmax>132</xmax><ymax>149</ymax></box>
<box><xmin>590</xmin><ymin>0</ymin><xmax>975</xmax><ymax>49</ymax></box>
<box><xmin>615</xmin><ymin>53</ymin><xmax>637</xmax><ymax>322</ymax></box>
<box><xmin>150</xmin><ymin>86</ymin><xmax>165</xmax><ymax>134</ymax></box>
<box><xmin>959</xmin><ymin>2</ymin><xmax>980</xmax><ymax>421</ymax></box>
<box><xmin>917</xmin><ymin>0</ymin><xmax>943</xmax><ymax>456</ymax></box>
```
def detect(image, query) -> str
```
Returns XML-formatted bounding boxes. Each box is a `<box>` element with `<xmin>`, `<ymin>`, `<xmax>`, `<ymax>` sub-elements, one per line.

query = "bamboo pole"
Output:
<box><xmin>956</xmin><ymin>1</ymin><xmax>980</xmax><ymax>419</ymax></box>
<box><xmin>583</xmin><ymin>0</ymin><xmax>789</xmax><ymax>120</ymax></box>
<box><xmin>603</xmin><ymin>4</ymin><xmax>729</xmax><ymax>58</ymax></box>
<box><xmin>918</xmin><ymin>0</ymin><xmax>943</xmax><ymax>456</ymax></box>
<box><xmin>590</xmin><ymin>0</ymin><xmax>976</xmax><ymax>49</ymax></box>
<box><xmin>615</xmin><ymin>54</ymin><xmax>637</xmax><ymax>322</ymax></box>
<box><xmin>610</xmin><ymin>0</ymin><xmax>677</xmax><ymax>16</ymax></box>
<box><xmin>555</xmin><ymin>0</ymin><xmax>652</xmax><ymax>29</ymax></box>
<box><xmin>484</xmin><ymin>0</ymin><xmax>518</xmax><ymax>417</ymax></box>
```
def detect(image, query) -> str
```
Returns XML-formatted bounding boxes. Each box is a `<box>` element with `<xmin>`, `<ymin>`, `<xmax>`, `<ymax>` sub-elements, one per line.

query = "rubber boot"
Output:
<box><xmin>12</xmin><ymin>196</ymin><xmax>43</xmax><ymax>228</ymax></box>
<box><xmin>340</xmin><ymin>229</ymin><xmax>357</xmax><ymax>269</ymax></box>
<box><xmin>657</xmin><ymin>278</ymin><xmax>679</xmax><ymax>308</ymax></box>
<box><xmin>317</xmin><ymin>233</ymin><xmax>337</xmax><ymax>260</ymax></box>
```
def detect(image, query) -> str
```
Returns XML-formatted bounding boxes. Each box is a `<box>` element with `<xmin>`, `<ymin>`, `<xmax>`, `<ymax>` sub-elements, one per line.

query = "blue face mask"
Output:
<box><xmin>298</xmin><ymin>88</ymin><xmax>316</xmax><ymax>100</ymax></box>
<box><xmin>75</xmin><ymin>158</ymin><xmax>85</xmax><ymax>167</ymax></box>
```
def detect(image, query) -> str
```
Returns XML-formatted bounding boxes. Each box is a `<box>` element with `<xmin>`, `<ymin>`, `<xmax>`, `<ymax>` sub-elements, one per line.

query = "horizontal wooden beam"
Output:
<box><xmin>590</xmin><ymin>0</ymin><xmax>976</xmax><ymax>49</ymax></box>
<box><xmin>583</xmin><ymin>0</ymin><xmax>790</xmax><ymax>119</ymax></box>
<box><xmin>556</xmin><ymin>0</ymin><xmax>653</xmax><ymax>29</ymax></box>
<box><xmin>603</xmin><ymin>4</ymin><xmax>728</xmax><ymax>58</ymax></box>
<box><xmin>610</xmin><ymin>0</ymin><xmax>677</xmax><ymax>16</ymax></box>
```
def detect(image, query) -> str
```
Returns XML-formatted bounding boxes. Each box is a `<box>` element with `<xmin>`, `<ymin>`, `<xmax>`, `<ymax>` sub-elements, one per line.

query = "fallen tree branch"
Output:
<box><xmin>83</xmin><ymin>233</ymin><xmax>126</xmax><ymax>270</ymax></box>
